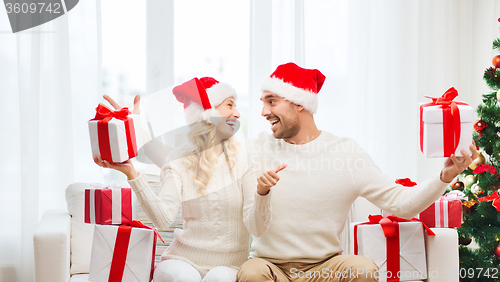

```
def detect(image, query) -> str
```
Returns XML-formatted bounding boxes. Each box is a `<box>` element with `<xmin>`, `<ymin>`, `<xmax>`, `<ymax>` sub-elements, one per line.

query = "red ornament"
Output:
<box><xmin>452</xmin><ymin>181</ymin><xmax>465</xmax><ymax>190</ymax></box>
<box><xmin>493</xmin><ymin>55</ymin><xmax>500</xmax><ymax>68</ymax></box>
<box><xmin>495</xmin><ymin>245</ymin><xmax>500</xmax><ymax>259</ymax></box>
<box><xmin>474</xmin><ymin>120</ymin><xmax>487</xmax><ymax>133</ymax></box>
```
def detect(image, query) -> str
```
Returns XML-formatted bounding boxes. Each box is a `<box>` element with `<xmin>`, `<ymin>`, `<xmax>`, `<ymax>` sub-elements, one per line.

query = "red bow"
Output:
<box><xmin>91</xmin><ymin>104</ymin><xmax>131</xmax><ymax>122</ymax></box>
<box><xmin>420</xmin><ymin>87</ymin><xmax>467</xmax><ymax>157</ymax></box>
<box><xmin>473</xmin><ymin>164</ymin><xmax>498</xmax><ymax>174</ymax></box>
<box><xmin>478</xmin><ymin>192</ymin><xmax>500</xmax><ymax>211</ymax></box>
<box><xmin>395</xmin><ymin>178</ymin><xmax>417</xmax><ymax>187</ymax></box>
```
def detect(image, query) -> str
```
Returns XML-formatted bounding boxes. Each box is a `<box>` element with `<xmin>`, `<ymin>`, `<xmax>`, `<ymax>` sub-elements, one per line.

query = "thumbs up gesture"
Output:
<box><xmin>257</xmin><ymin>164</ymin><xmax>287</xmax><ymax>195</ymax></box>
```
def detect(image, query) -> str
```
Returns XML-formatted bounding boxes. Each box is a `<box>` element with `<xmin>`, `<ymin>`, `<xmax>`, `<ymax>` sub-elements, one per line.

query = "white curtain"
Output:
<box><xmin>0</xmin><ymin>1</ymin><xmax>103</xmax><ymax>281</ymax></box>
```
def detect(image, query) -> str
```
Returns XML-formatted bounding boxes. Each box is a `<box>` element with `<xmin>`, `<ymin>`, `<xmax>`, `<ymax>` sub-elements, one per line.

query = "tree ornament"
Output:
<box><xmin>474</xmin><ymin>120</ymin><xmax>487</xmax><ymax>133</ymax></box>
<box><xmin>464</xmin><ymin>175</ymin><xmax>476</xmax><ymax>187</ymax></box>
<box><xmin>471</xmin><ymin>183</ymin><xmax>482</xmax><ymax>195</ymax></box>
<box><xmin>495</xmin><ymin>245</ymin><xmax>500</xmax><ymax>259</ymax></box>
<box><xmin>493</xmin><ymin>55</ymin><xmax>500</xmax><ymax>69</ymax></box>
<box><xmin>497</xmin><ymin>89</ymin><xmax>500</xmax><ymax>102</ymax></box>
<box><xmin>459</xmin><ymin>236</ymin><xmax>472</xmax><ymax>245</ymax></box>
<box><xmin>463</xmin><ymin>204</ymin><xmax>477</xmax><ymax>215</ymax></box>
<box><xmin>451</xmin><ymin>181</ymin><xmax>465</xmax><ymax>191</ymax></box>
<box><xmin>469</xmin><ymin>152</ymin><xmax>486</xmax><ymax>170</ymax></box>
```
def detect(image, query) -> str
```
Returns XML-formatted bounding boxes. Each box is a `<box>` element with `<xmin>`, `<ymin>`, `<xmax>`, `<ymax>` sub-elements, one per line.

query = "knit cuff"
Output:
<box><xmin>127</xmin><ymin>173</ymin><xmax>148</xmax><ymax>193</ymax></box>
<box><xmin>254</xmin><ymin>190</ymin><xmax>272</xmax><ymax>211</ymax></box>
<box><xmin>429</xmin><ymin>172</ymin><xmax>450</xmax><ymax>194</ymax></box>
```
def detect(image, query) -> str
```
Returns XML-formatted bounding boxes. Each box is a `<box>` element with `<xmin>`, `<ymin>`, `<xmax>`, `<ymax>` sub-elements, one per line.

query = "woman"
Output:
<box><xmin>94</xmin><ymin>77</ymin><xmax>286</xmax><ymax>282</ymax></box>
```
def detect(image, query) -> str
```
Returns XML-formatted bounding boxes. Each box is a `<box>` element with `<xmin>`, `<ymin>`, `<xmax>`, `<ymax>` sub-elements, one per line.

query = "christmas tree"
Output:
<box><xmin>453</xmin><ymin>26</ymin><xmax>500</xmax><ymax>282</ymax></box>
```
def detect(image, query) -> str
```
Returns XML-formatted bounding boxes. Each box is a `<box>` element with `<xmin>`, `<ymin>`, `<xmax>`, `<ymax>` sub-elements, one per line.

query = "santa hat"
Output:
<box><xmin>261</xmin><ymin>62</ymin><xmax>326</xmax><ymax>114</ymax></box>
<box><xmin>173</xmin><ymin>77</ymin><xmax>237</xmax><ymax>124</ymax></box>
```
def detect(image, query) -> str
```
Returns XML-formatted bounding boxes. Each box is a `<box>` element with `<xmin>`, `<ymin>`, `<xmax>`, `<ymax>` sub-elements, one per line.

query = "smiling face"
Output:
<box><xmin>260</xmin><ymin>91</ymin><xmax>301</xmax><ymax>140</ymax></box>
<box><xmin>214</xmin><ymin>97</ymin><xmax>240</xmax><ymax>140</ymax></box>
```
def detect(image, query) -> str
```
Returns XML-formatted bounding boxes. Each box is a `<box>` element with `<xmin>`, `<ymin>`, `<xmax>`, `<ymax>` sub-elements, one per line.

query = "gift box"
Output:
<box><xmin>89</xmin><ymin>104</ymin><xmax>142</xmax><ymax>163</ymax></box>
<box><xmin>420</xmin><ymin>87</ymin><xmax>474</xmax><ymax>158</ymax></box>
<box><xmin>350</xmin><ymin>215</ymin><xmax>434</xmax><ymax>282</ymax></box>
<box><xmin>419</xmin><ymin>191</ymin><xmax>466</xmax><ymax>228</ymax></box>
<box><xmin>85</xmin><ymin>184</ymin><xmax>133</xmax><ymax>225</ymax></box>
<box><xmin>89</xmin><ymin>221</ymin><xmax>162</xmax><ymax>282</ymax></box>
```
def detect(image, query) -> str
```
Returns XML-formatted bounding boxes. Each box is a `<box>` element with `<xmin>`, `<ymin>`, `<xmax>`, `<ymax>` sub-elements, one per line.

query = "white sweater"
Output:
<box><xmin>128</xmin><ymin>142</ymin><xmax>271</xmax><ymax>275</ymax></box>
<box><xmin>247</xmin><ymin>131</ymin><xmax>448</xmax><ymax>264</ymax></box>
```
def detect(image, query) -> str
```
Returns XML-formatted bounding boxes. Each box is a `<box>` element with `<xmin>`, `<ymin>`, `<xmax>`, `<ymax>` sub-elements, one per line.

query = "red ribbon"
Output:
<box><xmin>108</xmin><ymin>220</ymin><xmax>164</xmax><ymax>282</ymax></box>
<box><xmin>90</xmin><ymin>104</ymin><xmax>137</xmax><ymax>162</ymax></box>
<box><xmin>353</xmin><ymin>215</ymin><xmax>434</xmax><ymax>282</ymax></box>
<box><xmin>419</xmin><ymin>87</ymin><xmax>468</xmax><ymax>157</ymax></box>
<box><xmin>395</xmin><ymin>178</ymin><xmax>417</xmax><ymax>187</ymax></box>
<box><xmin>478</xmin><ymin>192</ymin><xmax>500</xmax><ymax>211</ymax></box>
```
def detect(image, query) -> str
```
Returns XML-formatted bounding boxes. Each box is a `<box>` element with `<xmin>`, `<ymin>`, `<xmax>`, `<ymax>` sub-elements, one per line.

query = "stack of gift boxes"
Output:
<box><xmin>86</xmin><ymin>103</ymin><xmax>162</xmax><ymax>282</ymax></box>
<box><xmin>350</xmin><ymin>88</ymin><xmax>472</xmax><ymax>282</ymax></box>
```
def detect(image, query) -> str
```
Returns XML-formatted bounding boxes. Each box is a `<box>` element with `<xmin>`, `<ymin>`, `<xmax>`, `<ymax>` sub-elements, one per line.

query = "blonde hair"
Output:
<box><xmin>182</xmin><ymin>121</ymin><xmax>238</xmax><ymax>195</ymax></box>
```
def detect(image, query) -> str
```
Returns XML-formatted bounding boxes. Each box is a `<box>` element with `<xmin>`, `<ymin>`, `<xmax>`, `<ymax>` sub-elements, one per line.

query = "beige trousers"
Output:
<box><xmin>237</xmin><ymin>255</ymin><xmax>379</xmax><ymax>282</ymax></box>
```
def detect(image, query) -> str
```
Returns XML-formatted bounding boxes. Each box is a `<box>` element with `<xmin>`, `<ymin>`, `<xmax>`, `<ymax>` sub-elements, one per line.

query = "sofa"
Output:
<box><xmin>33</xmin><ymin>179</ymin><xmax>459</xmax><ymax>282</ymax></box>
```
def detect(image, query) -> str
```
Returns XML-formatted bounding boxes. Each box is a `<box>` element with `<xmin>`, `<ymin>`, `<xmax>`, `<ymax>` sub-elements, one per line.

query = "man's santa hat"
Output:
<box><xmin>173</xmin><ymin>77</ymin><xmax>237</xmax><ymax>124</ymax></box>
<box><xmin>261</xmin><ymin>62</ymin><xmax>326</xmax><ymax>114</ymax></box>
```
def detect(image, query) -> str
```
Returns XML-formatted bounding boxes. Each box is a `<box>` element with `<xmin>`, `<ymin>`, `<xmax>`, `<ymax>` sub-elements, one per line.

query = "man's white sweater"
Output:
<box><xmin>247</xmin><ymin>131</ymin><xmax>448</xmax><ymax>263</ymax></box>
<box><xmin>128</xmin><ymin>142</ymin><xmax>271</xmax><ymax>275</ymax></box>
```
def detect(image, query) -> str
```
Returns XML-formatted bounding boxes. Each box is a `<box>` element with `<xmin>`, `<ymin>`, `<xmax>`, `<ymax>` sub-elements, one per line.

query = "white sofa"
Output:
<box><xmin>33</xmin><ymin>183</ymin><xmax>459</xmax><ymax>282</ymax></box>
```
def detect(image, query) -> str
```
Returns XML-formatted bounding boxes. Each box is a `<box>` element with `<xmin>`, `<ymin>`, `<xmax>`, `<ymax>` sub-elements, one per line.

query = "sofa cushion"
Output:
<box><xmin>66</xmin><ymin>183</ymin><xmax>95</xmax><ymax>275</ymax></box>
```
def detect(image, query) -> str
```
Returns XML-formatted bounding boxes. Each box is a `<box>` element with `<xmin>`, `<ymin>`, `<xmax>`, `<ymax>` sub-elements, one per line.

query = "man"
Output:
<box><xmin>237</xmin><ymin>62</ymin><xmax>477</xmax><ymax>282</ymax></box>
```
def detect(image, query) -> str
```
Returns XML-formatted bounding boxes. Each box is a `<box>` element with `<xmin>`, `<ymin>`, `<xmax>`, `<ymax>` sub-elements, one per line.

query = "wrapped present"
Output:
<box><xmin>85</xmin><ymin>184</ymin><xmax>133</xmax><ymax>225</ymax></box>
<box><xmin>89</xmin><ymin>104</ymin><xmax>141</xmax><ymax>163</ymax></box>
<box><xmin>350</xmin><ymin>215</ymin><xmax>435</xmax><ymax>282</ymax></box>
<box><xmin>420</xmin><ymin>190</ymin><xmax>467</xmax><ymax>228</ymax></box>
<box><xmin>89</xmin><ymin>221</ymin><xmax>164</xmax><ymax>282</ymax></box>
<box><xmin>420</xmin><ymin>87</ymin><xmax>474</xmax><ymax>158</ymax></box>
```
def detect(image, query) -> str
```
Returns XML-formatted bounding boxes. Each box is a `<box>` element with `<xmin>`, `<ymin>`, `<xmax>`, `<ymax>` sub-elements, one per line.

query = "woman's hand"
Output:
<box><xmin>103</xmin><ymin>94</ymin><xmax>140</xmax><ymax>115</ymax></box>
<box><xmin>257</xmin><ymin>164</ymin><xmax>287</xmax><ymax>195</ymax></box>
<box><xmin>94</xmin><ymin>156</ymin><xmax>139</xmax><ymax>180</ymax></box>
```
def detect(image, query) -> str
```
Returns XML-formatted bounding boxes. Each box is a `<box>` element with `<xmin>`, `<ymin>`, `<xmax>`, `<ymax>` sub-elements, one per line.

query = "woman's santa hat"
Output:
<box><xmin>261</xmin><ymin>62</ymin><xmax>326</xmax><ymax>114</ymax></box>
<box><xmin>173</xmin><ymin>77</ymin><xmax>237</xmax><ymax>124</ymax></box>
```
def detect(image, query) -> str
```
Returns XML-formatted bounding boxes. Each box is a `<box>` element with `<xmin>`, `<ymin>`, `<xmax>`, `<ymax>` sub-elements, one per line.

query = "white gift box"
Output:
<box><xmin>350</xmin><ymin>221</ymin><xmax>427</xmax><ymax>282</ymax></box>
<box><xmin>89</xmin><ymin>108</ymin><xmax>142</xmax><ymax>163</ymax></box>
<box><xmin>421</xmin><ymin>103</ymin><xmax>474</xmax><ymax>158</ymax></box>
<box><xmin>89</xmin><ymin>224</ymin><xmax>155</xmax><ymax>282</ymax></box>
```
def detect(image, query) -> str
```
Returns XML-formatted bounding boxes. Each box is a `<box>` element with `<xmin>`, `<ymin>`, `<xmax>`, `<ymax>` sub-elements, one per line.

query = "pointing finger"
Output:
<box><xmin>103</xmin><ymin>95</ymin><xmax>121</xmax><ymax>110</ymax></box>
<box><xmin>273</xmin><ymin>164</ymin><xmax>287</xmax><ymax>173</ymax></box>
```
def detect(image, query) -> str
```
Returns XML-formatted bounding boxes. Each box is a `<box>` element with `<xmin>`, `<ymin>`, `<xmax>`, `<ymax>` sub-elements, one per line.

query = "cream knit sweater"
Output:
<box><xmin>247</xmin><ymin>131</ymin><xmax>449</xmax><ymax>264</ymax></box>
<box><xmin>128</xmin><ymin>142</ymin><xmax>271</xmax><ymax>275</ymax></box>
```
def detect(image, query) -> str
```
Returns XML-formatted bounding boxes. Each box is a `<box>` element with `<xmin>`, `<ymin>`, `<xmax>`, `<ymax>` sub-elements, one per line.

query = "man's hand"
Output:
<box><xmin>440</xmin><ymin>144</ymin><xmax>478</xmax><ymax>183</ymax></box>
<box><xmin>94</xmin><ymin>156</ymin><xmax>139</xmax><ymax>180</ymax></box>
<box><xmin>257</xmin><ymin>164</ymin><xmax>287</xmax><ymax>195</ymax></box>
<box><xmin>103</xmin><ymin>94</ymin><xmax>140</xmax><ymax>115</ymax></box>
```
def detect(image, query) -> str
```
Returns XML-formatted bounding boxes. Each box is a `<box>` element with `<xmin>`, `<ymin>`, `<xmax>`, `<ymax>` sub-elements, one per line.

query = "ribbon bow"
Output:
<box><xmin>478</xmin><ymin>192</ymin><xmax>500</xmax><ymax>211</ymax></box>
<box><xmin>420</xmin><ymin>87</ymin><xmax>467</xmax><ymax>157</ymax></box>
<box><xmin>92</xmin><ymin>104</ymin><xmax>131</xmax><ymax>122</ymax></box>
<box><xmin>395</xmin><ymin>178</ymin><xmax>417</xmax><ymax>187</ymax></box>
<box><xmin>89</xmin><ymin>182</ymin><xmax>123</xmax><ymax>190</ymax></box>
<box><xmin>441</xmin><ymin>190</ymin><xmax>468</xmax><ymax>201</ymax></box>
<box><xmin>126</xmin><ymin>220</ymin><xmax>165</xmax><ymax>243</ymax></box>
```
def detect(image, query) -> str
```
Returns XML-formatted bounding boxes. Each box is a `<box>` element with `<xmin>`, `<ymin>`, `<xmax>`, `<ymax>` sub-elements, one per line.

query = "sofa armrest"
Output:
<box><xmin>33</xmin><ymin>209</ymin><xmax>71</xmax><ymax>282</ymax></box>
<box><xmin>425</xmin><ymin>228</ymin><xmax>459</xmax><ymax>282</ymax></box>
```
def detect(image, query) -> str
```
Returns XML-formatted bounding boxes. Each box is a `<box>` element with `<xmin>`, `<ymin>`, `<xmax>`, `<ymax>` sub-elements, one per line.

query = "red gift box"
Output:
<box><xmin>419</xmin><ymin>191</ymin><xmax>466</xmax><ymax>228</ymax></box>
<box><xmin>85</xmin><ymin>184</ymin><xmax>133</xmax><ymax>225</ymax></box>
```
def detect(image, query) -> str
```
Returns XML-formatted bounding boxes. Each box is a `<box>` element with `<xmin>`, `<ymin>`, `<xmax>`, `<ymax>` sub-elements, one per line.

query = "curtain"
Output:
<box><xmin>0</xmin><ymin>1</ymin><xmax>103</xmax><ymax>281</ymax></box>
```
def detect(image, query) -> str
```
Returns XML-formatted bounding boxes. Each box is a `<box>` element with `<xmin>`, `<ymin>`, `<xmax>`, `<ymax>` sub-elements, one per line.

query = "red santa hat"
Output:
<box><xmin>261</xmin><ymin>62</ymin><xmax>326</xmax><ymax>114</ymax></box>
<box><xmin>173</xmin><ymin>77</ymin><xmax>237</xmax><ymax>124</ymax></box>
